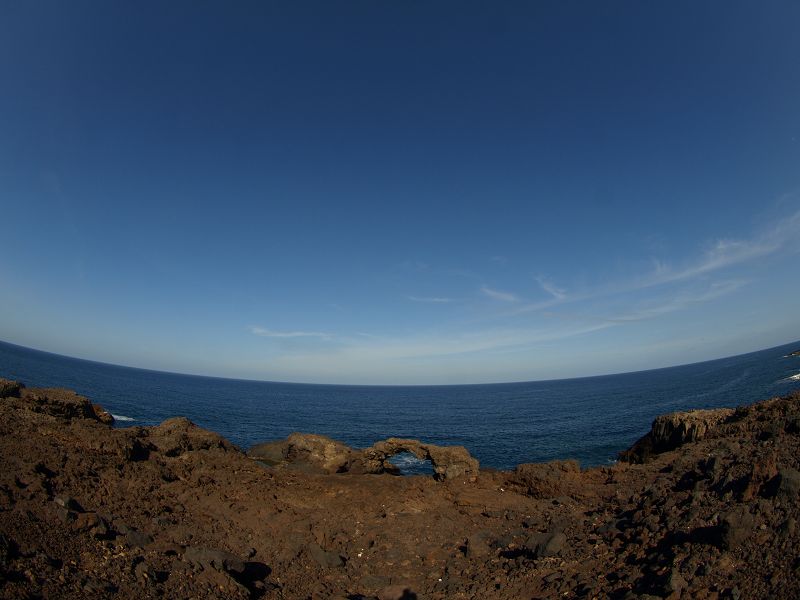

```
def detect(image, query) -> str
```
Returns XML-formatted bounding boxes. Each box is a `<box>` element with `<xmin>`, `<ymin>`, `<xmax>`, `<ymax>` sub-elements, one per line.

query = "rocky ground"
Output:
<box><xmin>0</xmin><ymin>377</ymin><xmax>799</xmax><ymax>599</ymax></box>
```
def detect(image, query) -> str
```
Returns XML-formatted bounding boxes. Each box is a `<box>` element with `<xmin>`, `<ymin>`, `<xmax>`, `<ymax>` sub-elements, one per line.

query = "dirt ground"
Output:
<box><xmin>0</xmin><ymin>377</ymin><xmax>798</xmax><ymax>599</ymax></box>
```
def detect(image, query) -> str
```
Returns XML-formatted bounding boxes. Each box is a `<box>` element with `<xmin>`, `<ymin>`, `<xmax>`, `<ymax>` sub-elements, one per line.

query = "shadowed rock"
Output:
<box><xmin>0</xmin><ymin>378</ymin><xmax>24</xmax><ymax>399</ymax></box>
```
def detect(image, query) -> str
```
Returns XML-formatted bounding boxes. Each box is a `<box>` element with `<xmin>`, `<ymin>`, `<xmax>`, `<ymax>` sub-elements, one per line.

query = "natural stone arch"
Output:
<box><xmin>248</xmin><ymin>434</ymin><xmax>480</xmax><ymax>481</ymax></box>
<box><xmin>361</xmin><ymin>438</ymin><xmax>479</xmax><ymax>482</ymax></box>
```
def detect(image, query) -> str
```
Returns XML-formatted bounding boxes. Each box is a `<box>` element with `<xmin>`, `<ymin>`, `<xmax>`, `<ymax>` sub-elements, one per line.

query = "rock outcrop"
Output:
<box><xmin>248</xmin><ymin>434</ymin><xmax>479</xmax><ymax>481</ymax></box>
<box><xmin>619</xmin><ymin>406</ymin><xmax>734</xmax><ymax>463</ymax></box>
<box><xmin>361</xmin><ymin>437</ymin><xmax>480</xmax><ymax>481</ymax></box>
<box><xmin>508</xmin><ymin>459</ymin><xmax>583</xmax><ymax>498</ymax></box>
<box><xmin>1</xmin><ymin>381</ymin><xmax>114</xmax><ymax>424</ymax></box>
<box><xmin>249</xmin><ymin>432</ymin><xmax>357</xmax><ymax>473</ymax></box>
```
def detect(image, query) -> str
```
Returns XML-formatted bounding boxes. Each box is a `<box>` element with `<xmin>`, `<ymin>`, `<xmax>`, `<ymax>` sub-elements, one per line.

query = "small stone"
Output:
<box><xmin>134</xmin><ymin>560</ymin><xmax>156</xmax><ymax>581</ymax></box>
<box><xmin>184</xmin><ymin>546</ymin><xmax>245</xmax><ymax>574</ymax></box>
<box><xmin>56</xmin><ymin>507</ymin><xmax>77</xmax><ymax>524</ymax></box>
<box><xmin>777</xmin><ymin>468</ymin><xmax>800</xmax><ymax>498</ymax></box>
<box><xmin>114</xmin><ymin>520</ymin><xmax>131</xmax><ymax>534</ymax></box>
<box><xmin>664</xmin><ymin>568</ymin><xmax>687</xmax><ymax>595</ymax></box>
<box><xmin>72</xmin><ymin>512</ymin><xmax>99</xmax><ymax>531</ymax></box>
<box><xmin>53</xmin><ymin>495</ymin><xmax>82</xmax><ymax>512</ymax></box>
<box><xmin>719</xmin><ymin>507</ymin><xmax>754</xmax><ymax>550</ymax></box>
<box><xmin>308</xmin><ymin>543</ymin><xmax>345</xmax><ymax>568</ymax></box>
<box><xmin>126</xmin><ymin>530</ymin><xmax>154</xmax><ymax>548</ymax></box>
<box><xmin>524</xmin><ymin>530</ymin><xmax>566</xmax><ymax>558</ymax></box>
<box><xmin>466</xmin><ymin>531</ymin><xmax>494</xmax><ymax>558</ymax></box>
<box><xmin>91</xmin><ymin>404</ymin><xmax>115</xmax><ymax>425</ymax></box>
<box><xmin>780</xmin><ymin>517</ymin><xmax>796</xmax><ymax>537</ymax></box>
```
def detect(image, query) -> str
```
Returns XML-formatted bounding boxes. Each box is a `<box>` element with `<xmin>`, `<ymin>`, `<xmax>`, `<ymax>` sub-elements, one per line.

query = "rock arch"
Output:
<box><xmin>361</xmin><ymin>438</ymin><xmax>479</xmax><ymax>481</ymax></box>
<box><xmin>248</xmin><ymin>434</ymin><xmax>480</xmax><ymax>481</ymax></box>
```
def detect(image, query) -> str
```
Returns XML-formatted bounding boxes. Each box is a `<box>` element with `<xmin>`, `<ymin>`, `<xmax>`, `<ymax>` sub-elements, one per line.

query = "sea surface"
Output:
<box><xmin>1</xmin><ymin>339</ymin><xmax>799</xmax><ymax>473</ymax></box>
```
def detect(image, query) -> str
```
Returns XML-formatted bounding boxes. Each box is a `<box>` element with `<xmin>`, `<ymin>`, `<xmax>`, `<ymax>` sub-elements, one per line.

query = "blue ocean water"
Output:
<box><xmin>1</xmin><ymin>339</ymin><xmax>798</xmax><ymax>471</ymax></box>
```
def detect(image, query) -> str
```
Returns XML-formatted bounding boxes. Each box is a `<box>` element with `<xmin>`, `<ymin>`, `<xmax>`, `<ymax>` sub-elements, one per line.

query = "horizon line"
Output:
<box><xmin>0</xmin><ymin>336</ymin><xmax>798</xmax><ymax>389</ymax></box>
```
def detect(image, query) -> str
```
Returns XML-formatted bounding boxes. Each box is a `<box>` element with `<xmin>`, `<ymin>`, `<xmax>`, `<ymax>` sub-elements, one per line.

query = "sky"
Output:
<box><xmin>1</xmin><ymin>1</ymin><xmax>799</xmax><ymax>384</ymax></box>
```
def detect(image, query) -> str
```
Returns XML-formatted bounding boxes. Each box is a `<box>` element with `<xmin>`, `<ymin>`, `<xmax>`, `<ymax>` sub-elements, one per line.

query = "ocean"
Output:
<box><xmin>1</xmin><ymin>339</ymin><xmax>798</xmax><ymax>472</ymax></box>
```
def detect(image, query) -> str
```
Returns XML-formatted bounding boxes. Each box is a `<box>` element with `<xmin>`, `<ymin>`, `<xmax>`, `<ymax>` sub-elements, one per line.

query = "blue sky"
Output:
<box><xmin>1</xmin><ymin>1</ymin><xmax>799</xmax><ymax>384</ymax></box>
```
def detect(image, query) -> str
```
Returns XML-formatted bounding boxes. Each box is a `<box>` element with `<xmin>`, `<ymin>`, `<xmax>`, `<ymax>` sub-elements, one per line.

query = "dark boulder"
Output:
<box><xmin>184</xmin><ymin>546</ymin><xmax>246</xmax><ymax>575</ymax></box>
<box><xmin>523</xmin><ymin>530</ymin><xmax>567</xmax><ymax>558</ymax></box>
<box><xmin>308</xmin><ymin>543</ymin><xmax>346</xmax><ymax>568</ymax></box>
<box><xmin>776</xmin><ymin>467</ymin><xmax>800</xmax><ymax>499</ymax></box>
<box><xmin>0</xmin><ymin>378</ymin><xmax>23</xmax><ymax>399</ymax></box>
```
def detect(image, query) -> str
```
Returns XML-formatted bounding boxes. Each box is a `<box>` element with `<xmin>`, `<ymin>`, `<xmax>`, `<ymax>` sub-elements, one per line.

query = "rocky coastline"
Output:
<box><xmin>0</xmin><ymin>377</ymin><xmax>799</xmax><ymax>599</ymax></box>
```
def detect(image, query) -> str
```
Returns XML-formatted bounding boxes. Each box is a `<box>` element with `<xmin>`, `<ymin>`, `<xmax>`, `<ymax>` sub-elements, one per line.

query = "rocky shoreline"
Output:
<box><xmin>0</xmin><ymin>377</ymin><xmax>799</xmax><ymax>599</ymax></box>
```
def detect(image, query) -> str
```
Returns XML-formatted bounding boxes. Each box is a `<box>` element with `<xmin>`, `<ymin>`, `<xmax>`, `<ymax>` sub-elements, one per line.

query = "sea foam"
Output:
<box><xmin>111</xmin><ymin>414</ymin><xmax>136</xmax><ymax>422</ymax></box>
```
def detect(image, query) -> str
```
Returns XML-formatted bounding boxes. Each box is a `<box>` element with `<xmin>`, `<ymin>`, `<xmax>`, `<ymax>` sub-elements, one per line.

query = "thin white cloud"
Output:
<box><xmin>481</xmin><ymin>285</ymin><xmax>520</xmax><ymax>302</ymax></box>
<box><xmin>536</xmin><ymin>277</ymin><xmax>567</xmax><ymax>300</ymax></box>
<box><xmin>270</xmin><ymin>322</ymin><xmax>615</xmax><ymax>365</ymax></box>
<box><xmin>512</xmin><ymin>208</ymin><xmax>800</xmax><ymax>315</ymax></box>
<box><xmin>407</xmin><ymin>295</ymin><xmax>454</xmax><ymax>303</ymax></box>
<box><xmin>641</xmin><ymin>209</ymin><xmax>800</xmax><ymax>287</ymax></box>
<box><xmin>243</xmin><ymin>208</ymin><xmax>798</xmax><ymax>383</ymax></box>
<box><xmin>250</xmin><ymin>326</ymin><xmax>331</xmax><ymax>340</ymax></box>
<box><xmin>606</xmin><ymin>280</ymin><xmax>748</xmax><ymax>322</ymax></box>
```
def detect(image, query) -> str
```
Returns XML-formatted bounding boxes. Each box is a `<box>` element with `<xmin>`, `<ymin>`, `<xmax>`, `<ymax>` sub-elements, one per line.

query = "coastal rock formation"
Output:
<box><xmin>1</xmin><ymin>376</ymin><xmax>799</xmax><ymax>599</ymax></box>
<box><xmin>149</xmin><ymin>416</ymin><xmax>236</xmax><ymax>457</ymax></box>
<box><xmin>249</xmin><ymin>432</ymin><xmax>357</xmax><ymax>473</ymax></box>
<box><xmin>2</xmin><ymin>383</ymin><xmax>115</xmax><ymax>425</ymax></box>
<box><xmin>248</xmin><ymin>434</ymin><xmax>480</xmax><ymax>481</ymax></box>
<box><xmin>619</xmin><ymin>406</ymin><xmax>734</xmax><ymax>463</ymax></box>
<box><xmin>362</xmin><ymin>437</ymin><xmax>480</xmax><ymax>481</ymax></box>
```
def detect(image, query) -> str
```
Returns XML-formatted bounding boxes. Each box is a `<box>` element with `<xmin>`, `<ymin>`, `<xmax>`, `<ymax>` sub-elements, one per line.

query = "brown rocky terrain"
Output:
<box><xmin>0</xmin><ymin>377</ymin><xmax>799</xmax><ymax>599</ymax></box>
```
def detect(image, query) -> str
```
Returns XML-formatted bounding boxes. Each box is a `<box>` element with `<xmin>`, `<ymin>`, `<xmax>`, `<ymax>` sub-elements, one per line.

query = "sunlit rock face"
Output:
<box><xmin>248</xmin><ymin>433</ymin><xmax>479</xmax><ymax>481</ymax></box>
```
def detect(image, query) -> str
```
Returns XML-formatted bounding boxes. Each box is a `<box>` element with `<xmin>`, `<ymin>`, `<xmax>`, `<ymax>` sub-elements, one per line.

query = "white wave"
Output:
<box><xmin>786</xmin><ymin>373</ymin><xmax>800</xmax><ymax>381</ymax></box>
<box><xmin>111</xmin><ymin>414</ymin><xmax>136</xmax><ymax>422</ymax></box>
<box><xmin>390</xmin><ymin>454</ymin><xmax>427</xmax><ymax>467</ymax></box>
<box><xmin>387</xmin><ymin>452</ymin><xmax>434</xmax><ymax>475</ymax></box>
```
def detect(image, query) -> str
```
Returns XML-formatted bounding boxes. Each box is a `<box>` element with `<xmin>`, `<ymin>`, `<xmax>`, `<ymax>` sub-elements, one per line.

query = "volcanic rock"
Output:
<box><xmin>0</xmin><ymin>378</ymin><xmax>23</xmax><ymax>399</ymax></box>
<box><xmin>0</xmin><ymin>380</ymin><xmax>799</xmax><ymax>599</ymax></box>
<box><xmin>362</xmin><ymin>437</ymin><xmax>479</xmax><ymax>481</ymax></box>
<box><xmin>184</xmin><ymin>546</ymin><xmax>246</xmax><ymax>575</ymax></box>
<box><xmin>249</xmin><ymin>433</ymin><xmax>480</xmax><ymax>481</ymax></box>
<box><xmin>250</xmin><ymin>432</ymin><xmax>356</xmax><ymax>474</ymax></box>
<box><xmin>620</xmin><ymin>406</ymin><xmax>734</xmax><ymax>463</ymax></box>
